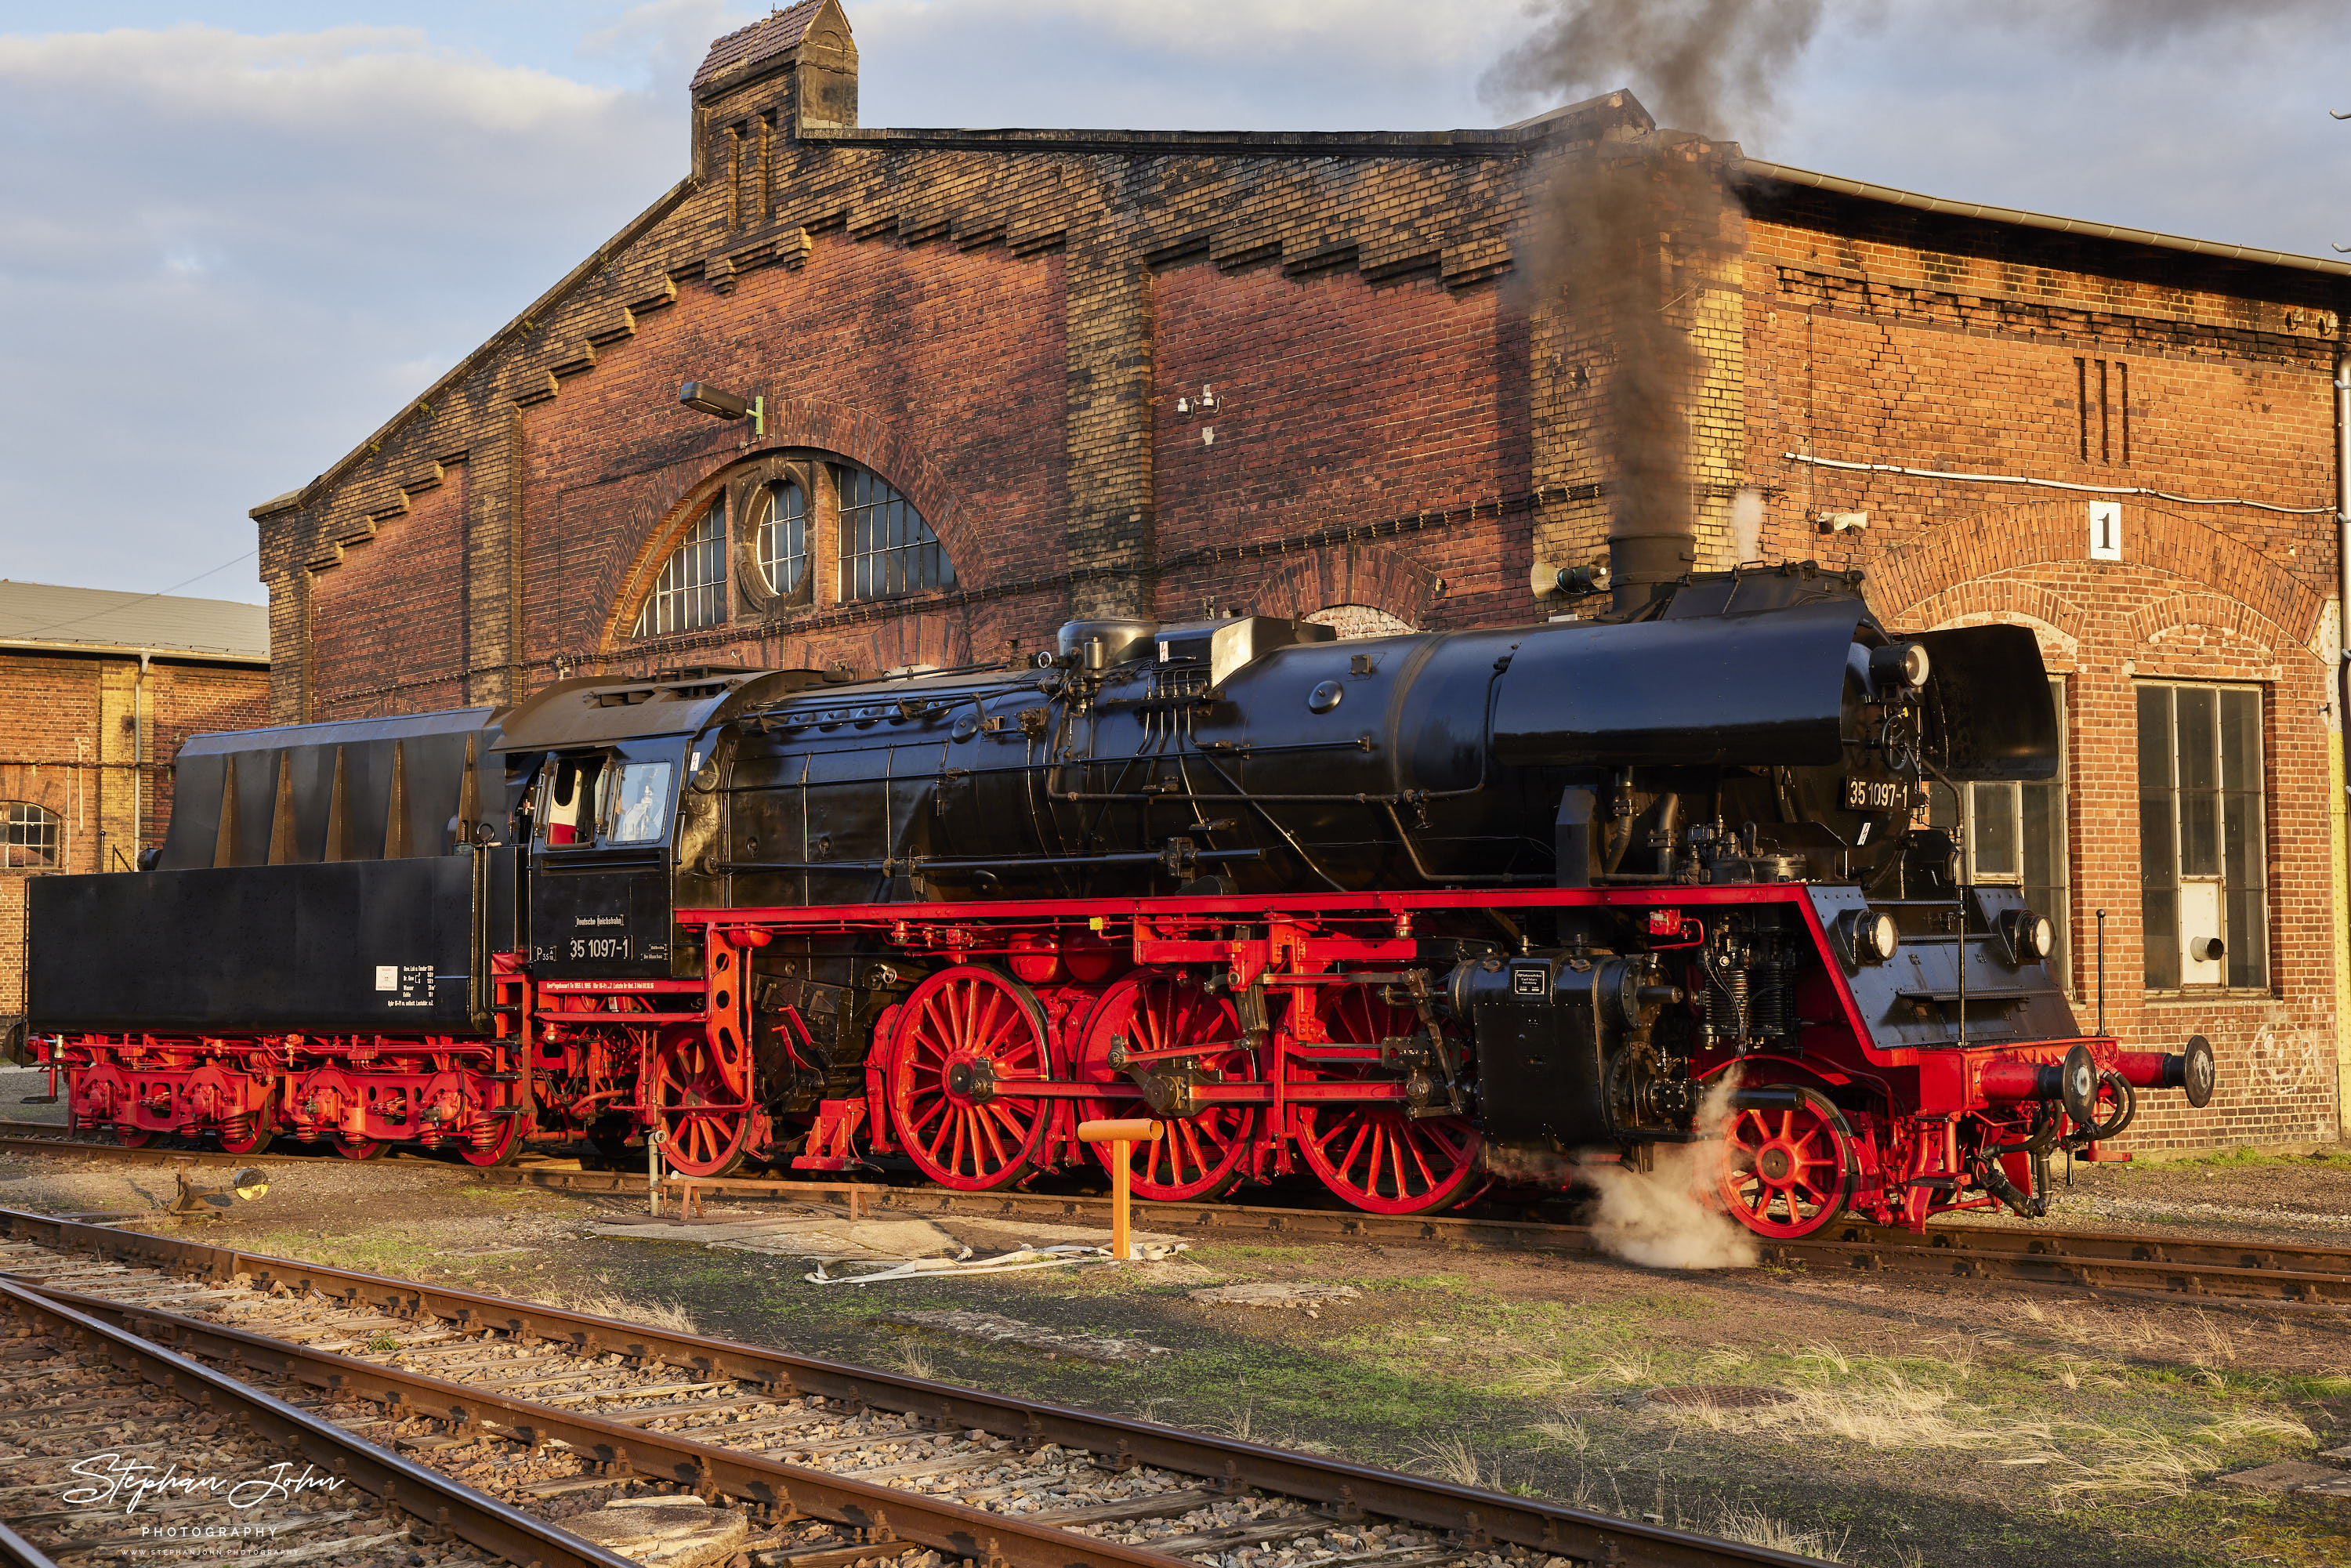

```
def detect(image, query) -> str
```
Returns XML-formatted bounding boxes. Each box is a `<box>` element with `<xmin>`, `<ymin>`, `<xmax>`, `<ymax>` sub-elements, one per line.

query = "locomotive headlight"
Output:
<box><xmin>1867</xmin><ymin>641</ymin><xmax>1932</xmax><ymax>694</ymax></box>
<box><xmin>1835</xmin><ymin>907</ymin><xmax>1899</xmax><ymax>965</ymax></box>
<box><xmin>1999</xmin><ymin>908</ymin><xmax>2054</xmax><ymax>965</ymax></box>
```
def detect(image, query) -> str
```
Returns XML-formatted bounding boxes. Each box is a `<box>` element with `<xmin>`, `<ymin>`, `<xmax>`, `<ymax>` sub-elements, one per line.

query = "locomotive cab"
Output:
<box><xmin>495</xmin><ymin>668</ymin><xmax>813</xmax><ymax>979</ymax></box>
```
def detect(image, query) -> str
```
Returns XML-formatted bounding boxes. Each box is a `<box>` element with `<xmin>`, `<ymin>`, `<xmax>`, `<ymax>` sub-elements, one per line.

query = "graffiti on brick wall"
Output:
<box><xmin>2246</xmin><ymin>1019</ymin><xmax>2330</xmax><ymax>1097</ymax></box>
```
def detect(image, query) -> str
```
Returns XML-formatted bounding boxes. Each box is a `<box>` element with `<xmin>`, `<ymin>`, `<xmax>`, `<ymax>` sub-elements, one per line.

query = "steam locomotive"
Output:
<box><xmin>25</xmin><ymin>562</ymin><xmax>2215</xmax><ymax>1237</ymax></box>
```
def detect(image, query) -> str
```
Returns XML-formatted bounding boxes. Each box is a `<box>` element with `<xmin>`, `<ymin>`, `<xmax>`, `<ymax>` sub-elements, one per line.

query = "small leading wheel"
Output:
<box><xmin>107</xmin><ymin>1128</ymin><xmax>154</xmax><ymax>1149</ymax></box>
<box><xmin>888</xmin><ymin>965</ymin><xmax>1054</xmax><ymax>1191</ymax></box>
<box><xmin>1288</xmin><ymin>988</ymin><xmax>1483</xmax><ymax>1215</ymax></box>
<box><xmin>1075</xmin><ymin>972</ymin><xmax>1255</xmax><ymax>1202</ymax></box>
<box><xmin>334</xmin><ymin>1135</ymin><xmax>386</xmax><ymax>1161</ymax></box>
<box><xmin>657</xmin><ymin>1027</ymin><xmax>753</xmax><ymax>1179</ymax></box>
<box><xmin>1716</xmin><ymin>1088</ymin><xmax>1855</xmax><ymax>1239</ymax></box>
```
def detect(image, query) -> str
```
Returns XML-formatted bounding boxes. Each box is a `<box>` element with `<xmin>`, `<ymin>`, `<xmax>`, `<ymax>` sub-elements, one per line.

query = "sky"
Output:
<box><xmin>3</xmin><ymin>0</ymin><xmax>2349</xmax><ymax>607</ymax></box>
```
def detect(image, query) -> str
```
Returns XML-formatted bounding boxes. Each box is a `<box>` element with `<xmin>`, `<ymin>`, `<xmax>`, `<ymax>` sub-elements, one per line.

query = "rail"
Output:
<box><xmin>9</xmin><ymin>1121</ymin><xmax>2349</xmax><ymax>1308</ymax></box>
<box><xmin>0</xmin><ymin>1273</ymin><xmax>637</xmax><ymax>1568</ymax></box>
<box><xmin>0</xmin><ymin>1207</ymin><xmax>1821</xmax><ymax>1568</ymax></box>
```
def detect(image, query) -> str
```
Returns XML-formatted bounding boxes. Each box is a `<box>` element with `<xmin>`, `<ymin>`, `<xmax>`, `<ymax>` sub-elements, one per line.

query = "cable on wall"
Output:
<box><xmin>1780</xmin><ymin>451</ymin><xmax>2334</xmax><ymax>516</ymax></box>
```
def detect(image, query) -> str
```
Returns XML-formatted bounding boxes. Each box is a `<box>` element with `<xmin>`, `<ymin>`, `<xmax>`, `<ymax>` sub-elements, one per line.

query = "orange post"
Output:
<box><xmin>1076</xmin><ymin>1117</ymin><xmax>1163</xmax><ymax>1260</ymax></box>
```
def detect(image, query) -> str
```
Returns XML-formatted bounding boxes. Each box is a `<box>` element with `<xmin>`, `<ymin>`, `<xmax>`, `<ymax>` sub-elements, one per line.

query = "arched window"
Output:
<box><xmin>838</xmin><ymin>466</ymin><xmax>954</xmax><ymax>600</ymax></box>
<box><xmin>633</xmin><ymin>496</ymin><xmax>729</xmax><ymax>637</ymax></box>
<box><xmin>2</xmin><ymin>802</ymin><xmax>60</xmax><ymax>869</ymax></box>
<box><xmin>1308</xmin><ymin>604</ymin><xmax>1415</xmax><ymax>639</ymax></box>
<box><xmin>752</xmin><ymin>479</ymin><xmax>808</xmax><ymax>596</ymax></box>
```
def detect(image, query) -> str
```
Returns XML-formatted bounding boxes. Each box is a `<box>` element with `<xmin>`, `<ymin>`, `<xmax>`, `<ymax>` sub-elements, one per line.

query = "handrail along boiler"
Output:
<box><xmin>24</xmin><ymin>567</ymin><xmax>2215</xmax><ymax>1233</ymax></box>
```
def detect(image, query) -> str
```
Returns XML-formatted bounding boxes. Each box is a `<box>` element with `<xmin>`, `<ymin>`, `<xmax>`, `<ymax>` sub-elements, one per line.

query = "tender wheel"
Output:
<box><xmin>216</xmin><ymin>1117</ymin><xmax>274</xmax><ymax>1156</ymax></box>
<box><xmin>1075</xmin><ymin>972</ymin><xmax>1255</xmax><ymax>1201</ymax></box>
<box><xmin>458</xmin><ymin>1113</ymin><xmax>529</xmax><ymax>1168</ymax></box>
<box><xmin>1288</xmin><ymin>987</ymin><xmax>1483</xmax><ymax>1215</ymax></box>
<box><xmin>657</xmin><ymin>1027</ymin><xmax>753</xmax><ymax>1179</ymax></box>
<box><xmin>334</xmin><ymin>1135</ymin><xmax>386</xmax><ymax>1161</ymax></box>
<box><xmin>1717</xmin><ymin>1088</ymin><xmax>1855</xmax><ymax>1239</ymax></box>
<box><xmin>888</xmin><ymin>965</ymin><xmax>1054</xmax><ymax>1191</ymax></box>
<box><xmin>110</xmin><ymin>1129</ymin><xmax>154</xmax><ymax>1149</ymax></box>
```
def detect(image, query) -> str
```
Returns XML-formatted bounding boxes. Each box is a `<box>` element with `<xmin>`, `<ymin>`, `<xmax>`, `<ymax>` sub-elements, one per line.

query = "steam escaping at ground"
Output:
<box><xmin>1576</xmin><ymin>1072</ymin><xmax>1759</xmax><ymax>1270</ymax></box>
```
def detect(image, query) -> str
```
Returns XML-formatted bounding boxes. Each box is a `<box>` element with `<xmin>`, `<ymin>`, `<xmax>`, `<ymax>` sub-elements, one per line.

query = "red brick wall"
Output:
<box><xmin>0</xmin><ymin>650</ymin><xmax>266</xmax><ymax>1017</ymax></box>
<box><xmin>513</xmin><ymin>234</ymin><xmax>1069</xmax><ymax>678</ymax></box>
<box><xmin>1737</xmin><ymin>195</ymin><xmax>2347</xmax><ymax>1148</ymax></box>
<box><xmin>311</xmin><ymin>464</ymin><xmax>470</xmax><ymax>719</ymax></box>
<box><xmin>1149</xmin><ymin>259</ymin><xmax>1529</xmax><ymax>630</ymax></box>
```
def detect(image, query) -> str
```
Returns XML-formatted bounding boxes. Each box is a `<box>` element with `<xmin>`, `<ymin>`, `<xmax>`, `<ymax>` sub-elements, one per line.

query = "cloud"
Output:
<box><xmin>843</xmin><ymin>0</ymin><xmax>1531</xmax><ymax>129</ymax></box>
<box><xmin>0</xmin><ymin>24</ymin><xmax>677</xmax><ymax>599</ymax></box>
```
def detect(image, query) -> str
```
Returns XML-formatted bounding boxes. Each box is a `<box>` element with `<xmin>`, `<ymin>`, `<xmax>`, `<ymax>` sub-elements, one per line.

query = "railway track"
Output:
<box><xmin>0</xmin><ymin>1268</ymin><xmax>636</xmax><ymax>1568</ymax></box>
<box><xmin>9</xmin><ymin>1117</ymin><xmax>2348</xmax><ymax>1309</ymax></box>
<box><xmin>0</xmin><ymin>1208</ymin><xmax>1816</xmax><ymax>1568</ymax></box>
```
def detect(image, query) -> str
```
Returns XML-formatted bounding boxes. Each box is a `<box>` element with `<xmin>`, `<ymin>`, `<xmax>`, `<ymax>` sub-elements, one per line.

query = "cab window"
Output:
<box><xmin>538</xmin><ymin>755</ymin><xmax>605</xmax><ymax>847</ymax></box>
<box><xmin>608</xmin><ymin>761</ymin><xmax>673</xmax><ymax>845</ymax></box>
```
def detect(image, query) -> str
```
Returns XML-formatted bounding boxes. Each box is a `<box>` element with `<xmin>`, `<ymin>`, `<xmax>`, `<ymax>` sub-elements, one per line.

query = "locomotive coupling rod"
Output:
<box><xmin>1077</xmin><ymin>1119</ymin><xmax>1164</xmax><ymax>1261</ymax></box>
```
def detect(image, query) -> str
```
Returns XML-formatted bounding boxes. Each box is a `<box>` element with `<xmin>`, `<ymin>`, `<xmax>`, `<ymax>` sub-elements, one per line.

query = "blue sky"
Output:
<box><xmin>3</xmin><ymin>0</ymin><xmax>2347</xmax><ymax>605</ymax></box>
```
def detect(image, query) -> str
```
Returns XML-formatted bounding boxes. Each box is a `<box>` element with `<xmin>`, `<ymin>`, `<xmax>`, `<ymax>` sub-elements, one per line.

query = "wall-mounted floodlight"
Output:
<box><xmin>679</xmin><ymin>381</ymin><xmax>764</xmax><ymax>436</ymax></box>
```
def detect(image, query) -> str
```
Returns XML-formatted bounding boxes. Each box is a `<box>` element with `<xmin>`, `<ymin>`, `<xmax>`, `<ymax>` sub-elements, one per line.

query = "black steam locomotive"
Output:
<box><xmin>27</xmin><ymin>563</ymin><xmax>2212</xmax><ymax>1232</ymax></box>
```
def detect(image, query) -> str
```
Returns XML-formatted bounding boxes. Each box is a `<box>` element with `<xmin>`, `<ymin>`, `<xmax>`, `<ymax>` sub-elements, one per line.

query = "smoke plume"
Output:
<box><xmin>1575</xmin><ymin>1072</ymin><xmax>1759</xmax><ymax>1270</ymax></box>
<box><xmin>1483</xmin><ymin>0</ymin><xmax>1826</xmax><ymax>140</ymax></box>
<box><xmin>1488</xmin><ymin>2</ymin><xmax>1826</xmax><ymax>604</ymax></box>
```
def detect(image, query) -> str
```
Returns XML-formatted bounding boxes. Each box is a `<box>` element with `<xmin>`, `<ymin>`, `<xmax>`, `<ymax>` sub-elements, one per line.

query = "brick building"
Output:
<box><xmin>248</xmin><ymin>0</ymin><xmax>2351</xmax><ymax>1150</ymax></box>
<box><xmin>0</xmin><ymin>581</ymin><xmax>268</xmax><ymax>1037</ymax></box>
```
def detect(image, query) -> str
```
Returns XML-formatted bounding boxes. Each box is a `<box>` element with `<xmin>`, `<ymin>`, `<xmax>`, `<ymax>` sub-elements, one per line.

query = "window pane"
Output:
<box><xmin>540</xmin><ymin>756</ymin><xmax>605</xmax><ymax>848</ymax></box>
<box><xmin>2136</xmin><ymin>685</ymin><xmax>2176</xmax><ymax>987</ymax></box>
<box><xmin>2</xmin><ymin>802</ymin><xmax>60</xmax><ymax>869</ymax></box>
<box><xmin>2143</xmin><ymin>889</ymin><xmax>2179</xmax><ymax>989</ymax></box>
<box><xmin>2175</xmin><ymin>686</ymin><xmax>2218</xmax><ymax>877</ymax></box>
<box><xmin>1972</xmin><ymin>781</ymin><xmax>2019</xmax><ymax>879</ymax></box>
<box><xmin>2219</xmin><ymin>688</ymin><xmax>2266</xmax><ymax>987</ymax></box>
<box><xmin>608</xmin><ymin>762</ymin><xmax>674</xmax><ymax>844</ymax></box>
<box><xmin>755</xmin><ymin>482</ymin><xmax>806</xmax><ymax>595</ymax></box>
<box><xmin>837</xmin><ymin>467</ymin><xmax>955</xmax><ymax>603</ymax></box>
<box><xmin>634</xmin><ymin>498</ymin><xmax>727</xmax><ymax>636</ymax></box>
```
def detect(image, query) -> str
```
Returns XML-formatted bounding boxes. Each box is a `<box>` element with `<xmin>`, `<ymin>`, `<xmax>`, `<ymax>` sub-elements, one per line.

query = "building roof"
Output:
<box><xmin>692</xmin><ymin>1</ymin><xmax>824</xmax><ymax>89</ymax></box>
<box><xmin>0</xmin><ymin>580</ymin><xmax>269</xmax><ymax>663</ymax></box>
<box><xmin>1737</xmin><ymin>158</ymin><xmax>2351</xmax><ymax>280</ymax></box>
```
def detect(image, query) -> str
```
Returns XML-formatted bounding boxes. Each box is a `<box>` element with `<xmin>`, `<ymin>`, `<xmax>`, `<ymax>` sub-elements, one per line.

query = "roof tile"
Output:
<box><xmin>691</xmin><ymin>0</ymin><xmax>824</xmax><ymax>90</ymax></box>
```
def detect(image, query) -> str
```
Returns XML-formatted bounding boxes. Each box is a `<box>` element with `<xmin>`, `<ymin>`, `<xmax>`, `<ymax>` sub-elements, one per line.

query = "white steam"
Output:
<box><xmin>1577</xmin><ymin>1073</ymin><xmax>1759</xmax><ymax>1270</ymax></box>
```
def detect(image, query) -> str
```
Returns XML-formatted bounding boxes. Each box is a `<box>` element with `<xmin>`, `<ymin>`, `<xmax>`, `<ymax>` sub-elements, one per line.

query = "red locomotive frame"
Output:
<box><xmin>46</xmin><ymin>881</ymin><xmax>2171</xmax><ymax>1237</ymax></box>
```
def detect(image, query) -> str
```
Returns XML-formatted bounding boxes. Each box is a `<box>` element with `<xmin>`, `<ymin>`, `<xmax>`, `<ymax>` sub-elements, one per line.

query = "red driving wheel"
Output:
<box><xmin>888</xmin><ymin>965</ymin><xmax>1054</xmax><ymax>1190</ymax></box>
<box><xmin>1288</xmin><ymin>987</ymin><xmax>1483</xmax><ymax>1215</ymax></box>
<box><xmin>1075</xmin><ymin>972</ymin><xmax>1255</xmax><ymax>1201</ymax></box>
<box><xmin>1716</xmin><ymin>1088</ymin><xmax>1855</xmax><ymax>1239</ymax></box>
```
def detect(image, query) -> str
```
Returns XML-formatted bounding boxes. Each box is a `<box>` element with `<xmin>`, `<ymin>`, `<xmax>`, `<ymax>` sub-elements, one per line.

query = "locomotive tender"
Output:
<box><xmin>26</xmin><ymin>563</ymin><xmax>2215</xmax><ymax>1237</ymax></box>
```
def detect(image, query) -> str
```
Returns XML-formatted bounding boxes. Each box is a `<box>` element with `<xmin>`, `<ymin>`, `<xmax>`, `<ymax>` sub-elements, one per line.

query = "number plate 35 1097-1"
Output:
<box><xmin>1842</xmin><ymin>777</ymin><xmax>1908</xmax><ymax>812</ymax></box>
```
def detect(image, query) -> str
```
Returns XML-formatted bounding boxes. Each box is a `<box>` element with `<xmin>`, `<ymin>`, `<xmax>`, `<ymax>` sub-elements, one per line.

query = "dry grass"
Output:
<box><xmin>892</xmin><ymin>1342</ymin><xmax>940</xmax><ymax>1381</ymax></box>
<box><xmin>1407</xmin><ymin>1434</ymin><xmax>1493</xmax><ymax>1489</ymax></box>
<box><xmin>1523</xmin><ymin>1411</ymin><xmax>1592</xmax><ymax>1456</ymax></box>
<box><xmin>1707</xmin><ymin>1498</ymin><xmax>1849</xmax><ymax>1562</ymax></box>
<box><xmin>556</xmin><ymin>1290</ymin><xmax>700</xmax><ymax>1334</ymax></box>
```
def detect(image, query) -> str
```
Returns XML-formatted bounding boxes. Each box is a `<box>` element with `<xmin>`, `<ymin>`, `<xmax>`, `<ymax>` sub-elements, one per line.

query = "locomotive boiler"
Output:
<box><xmin>24</xmin><ymin>563</ymin><xmax>2215</xmax><ymax>1235</ymax></box>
